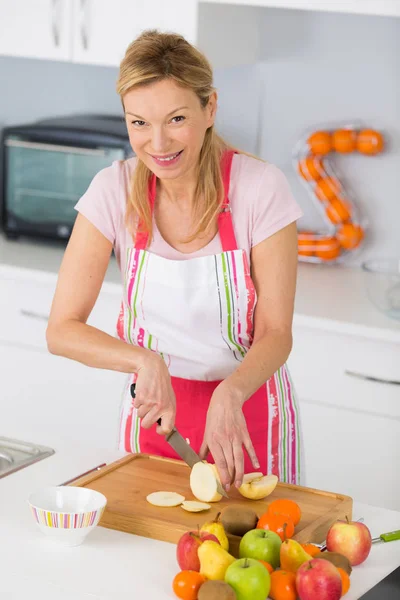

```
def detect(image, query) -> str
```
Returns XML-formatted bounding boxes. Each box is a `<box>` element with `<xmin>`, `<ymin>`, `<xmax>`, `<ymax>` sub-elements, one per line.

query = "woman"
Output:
<box><xmin>46</xmin><ymin>30</ymin><xmax>303</xmax><ymax>492</ymax></box>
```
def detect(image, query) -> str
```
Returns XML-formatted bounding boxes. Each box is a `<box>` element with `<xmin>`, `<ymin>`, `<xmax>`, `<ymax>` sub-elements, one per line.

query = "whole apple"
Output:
<box><xmin>239</xmin><ymin>528</ymin><xmax>282</xmax><ymax>569</ymax></box>
<box><xmin>296</xmin><ymin>558</ymin><xmax>342</xmax><ymax>600</ymax></box>
<box><xmin>177</xmin><ymin>530</ymin><xmax>220</xmax><ymax>571</ymax></box>
<box><xmin>326</xmin><ymin>519</ymin><xmax>372</xmax><ymax>566</ymax></box>
<box><xmin>225</xmin><ymin>557</ymin><xmax>271</xmax><ymax>600</ymax></box>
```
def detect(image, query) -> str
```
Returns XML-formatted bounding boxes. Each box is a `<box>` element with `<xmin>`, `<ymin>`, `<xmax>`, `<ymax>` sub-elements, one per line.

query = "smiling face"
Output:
<box><xmin>123</xmin><ymin>78</ymin><xmax>216</xmax><ymax>182</ymax></box>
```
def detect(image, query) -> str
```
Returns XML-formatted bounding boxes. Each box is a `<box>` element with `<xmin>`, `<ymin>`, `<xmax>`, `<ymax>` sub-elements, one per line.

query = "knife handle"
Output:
<box><xmin>380</xmin><ymin>530</ymin><xmax>400</xmax><ymax>542</ymax></box>
<box><xmin>130</xmin><ymin>383</ymin><xmax>162</xmax><ymax>427</ymax></box>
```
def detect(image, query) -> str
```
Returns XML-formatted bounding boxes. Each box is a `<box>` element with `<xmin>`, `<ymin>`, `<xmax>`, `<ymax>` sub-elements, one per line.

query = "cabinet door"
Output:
<box><xmin>0</xmin><ymin>0</ymin><xmax>72</xmax><ymax>61</ymax></box>
<box><xmin>71</xmin><ymin>0</ymin><xmax>198</xmax><ymax>67</ymax></box>
<box><xmin>0</xmin><ymin>342</ymin><xmax>126</xmax><ymax>451</ymax></box>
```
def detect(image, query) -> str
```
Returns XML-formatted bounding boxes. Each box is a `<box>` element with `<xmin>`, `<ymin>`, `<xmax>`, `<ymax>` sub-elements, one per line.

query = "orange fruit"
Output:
<box><xmin>269</xmin><ymin>570</ymin><xmax>297</xmax><ymax>600</ymax></box>
<box><xmin>337</xmin><ymin>223</ymin><xmax>364</xmax><ymax>249</ymax></box>
<box><xmin>267</xmin><ymin>499</ymin><xmax>302</xmax><ymax>526</ymax></box>
<box><xmin>257</xmin><ymin>560</ymin><xmax>274</xmax><ymax>574</ymax></box>
<box><xmin>337</xmin><ymin>567</ymin><xmax>351</xmax><ymax>596</ymax></box>
<box><xmin>332</xmin><ymin>129</ymin><xmax>357</xmax><ymax>153</ymax></box>
<box><xmin>298</xmin><ymin>156</ymin><xmax>325</xmax><ymax>181</ymax></box>
<box><xmin>315</xmin><ymin>177</ymin><xmax>341</xmax><ymax>202</ymax></box>
<box><xmin>301</xmin><ymin>543</ymin><xmax>321</xmax><ymax>557</ymax></box>
<box><xmin>172</xmin><ymin>571</ymin><xmax>206</xmax><ymax>600</ymax></box>
<box><xmin>356</xmin><ymin>129</ymin><xmax>384</xmax><ymax>155</ymax></box>
<box><xmin>325</xmin><ymin>197</ymin><xmax>352</xmax><ymax>224</ymax></box>
<box><xmin>315</xmin><ymin>237</ymin><xmax>341</xmax><ymax>260</ymax></box>
<box><xmin>298</xmin><ymin>232</ymin><xmax>317</xmax><ymax>256</ymax></box>
<box><xmin>257</xmin><ymin>512</ymin><xmax>295</xmax><ymax>541</ymax></box>
<box><xmin>308</xmin><ymin>131</ymin><xmax>332</xmax><ymax>155</ymax></box>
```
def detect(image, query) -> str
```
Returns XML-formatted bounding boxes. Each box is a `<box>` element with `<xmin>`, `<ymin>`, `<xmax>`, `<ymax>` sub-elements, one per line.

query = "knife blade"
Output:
<box><xmin>130</xmin><ymin>383</ymin><xmax>229</xmax><ymax>498</ymax></box>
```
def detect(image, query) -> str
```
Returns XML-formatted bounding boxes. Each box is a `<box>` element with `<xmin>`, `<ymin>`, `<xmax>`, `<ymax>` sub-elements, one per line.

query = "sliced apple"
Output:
<box><xmin>238</xmin><ymin>473</ymin><xmax>279</xmax><ymax>500</ymax></box>
<box><xmin>181</xmin><ymin>501</ymin><xmax>211</xmax><ymax>513</ymax></box>
<box><xmin>190</xmin><ymin>461</ymin><xmax>223</xmax><ymax>503</ymax></box>
<box><xmin>146</xmin><ymin>491</ymin><xmax>185</xmax><ymax>507</ymax></box>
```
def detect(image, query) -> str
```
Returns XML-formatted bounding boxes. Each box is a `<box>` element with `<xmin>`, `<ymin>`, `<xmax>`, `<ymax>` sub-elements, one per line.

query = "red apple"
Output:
<box><xmin>326</xmin><ymin>519</ymin><xmax>372</xmax><ymax>566</ymax></box>
<box><xmin>296</xmin><ymin>558</ymin><xmax>342</xmax><ymax>600</ymax></box>
<box><xmin>176</xmin><ymin>530</ymin><xmax>220</xmax><ymax>571</ymax></box>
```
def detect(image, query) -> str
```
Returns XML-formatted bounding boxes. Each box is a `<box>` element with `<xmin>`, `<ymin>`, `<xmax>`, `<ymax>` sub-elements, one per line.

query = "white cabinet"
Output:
<box><xmin>0</xmin><ymin>0</ymin><xmax>72</xmax><ymax>61</ymax></box>
<box><xmin>71</xmin><ymin>0</ymin><xmax>198</xmax><ymax>67</ymax></box>
<box><xmin>288</xmin><ymin>324</ymin><xmax>400</xmax><ymax>510</ymax></box>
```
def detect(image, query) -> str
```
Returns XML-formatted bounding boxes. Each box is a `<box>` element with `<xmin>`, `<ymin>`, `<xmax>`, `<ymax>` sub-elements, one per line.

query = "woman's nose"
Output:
<box><xmin>151</xmin><ymin>127</ymin><xmax>170</xmax><ymax>153</ymax></box>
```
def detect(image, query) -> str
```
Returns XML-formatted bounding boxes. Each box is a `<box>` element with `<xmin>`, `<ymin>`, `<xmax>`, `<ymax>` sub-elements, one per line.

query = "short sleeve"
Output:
<box><xmin>74</xmin><ymin>161</ymin><xmax>122</xmax><ymax>244</ymax></box>
<box><xmin>251</xmin><ymin>164</ymin><xmax>303</xmax><ymax>248</ymax></box>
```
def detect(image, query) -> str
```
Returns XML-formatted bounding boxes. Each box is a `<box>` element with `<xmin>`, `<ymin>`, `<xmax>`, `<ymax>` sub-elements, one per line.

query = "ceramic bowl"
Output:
<box><xmin>28</xmin><ymin>486</ymin><xmax>107</xmax><ymax>547</ymax></box>
<box><xmin>362</xmin><ymin>258</ymin><xmax>400</xmax><ymax>321</ymax></box>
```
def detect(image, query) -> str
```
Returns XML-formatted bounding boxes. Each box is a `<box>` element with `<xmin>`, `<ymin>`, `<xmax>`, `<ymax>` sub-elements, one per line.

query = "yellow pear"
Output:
<box><xmin>200</xmin><ymin>512</ymin><xmax>229</xmax><ymax>551</ymax></box>
<box><xmin>238</xmin><ymin>473</ymin><xmax>278</xmax><ymax>500</ymax></box>
<box><xmin>198</xmin><ymin>540</ymin><xmax>236</xmax><ymax>580</ymax></box>
<box><xmin>280</xmin><ymin>538</ymin><xmax>313</xmax><ymax>572</ymax></box>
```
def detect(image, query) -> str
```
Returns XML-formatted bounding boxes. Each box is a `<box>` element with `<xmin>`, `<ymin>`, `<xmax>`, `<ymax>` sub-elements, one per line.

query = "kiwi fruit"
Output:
<box><xmin>198</xmin><ymin>580</ymin><xmax>237</xmax><ymax>600</ymax></box>
<box><xmin>220</xmin><ymin>505</ymin><xmax>258</xmax><ymax>537</ymax></box>
<box><xmin>314</xmin><ymin>551</ymin><xmax>352</xmax><ymax>575</ymax></box>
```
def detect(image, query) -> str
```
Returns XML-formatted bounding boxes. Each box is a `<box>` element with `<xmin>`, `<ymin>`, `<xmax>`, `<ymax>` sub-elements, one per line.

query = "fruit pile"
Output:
<box><xmin>294</xmin><ymin>124</ymin><xmax>384</xmax><ymax>264</ymax></box>
<box><xmin>172</xmin><ymin>498</ymin><xmax>373</xmax><ymax>600</ymax></box>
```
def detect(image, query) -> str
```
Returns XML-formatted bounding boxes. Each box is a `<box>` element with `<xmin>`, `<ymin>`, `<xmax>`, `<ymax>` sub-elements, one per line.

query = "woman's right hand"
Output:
<box><xmin>133</xmin><ymin>352</ymin><xmax>176</xmax><ymax>436</ymax></box>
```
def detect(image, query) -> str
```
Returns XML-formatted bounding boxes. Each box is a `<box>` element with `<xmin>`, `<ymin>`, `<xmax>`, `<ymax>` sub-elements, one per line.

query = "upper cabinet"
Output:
<box><xmin>0</xmin><ymin>0</ymin><xmax>73</xmax><ymax>61</ymax></box>
<box><xmin>70</xmin><ymin>0</ymin><xmax>198</xmax><ymax>67</ymax></box>
<box><xmin>200</xmin><ymin>0</ymin><xmax>400</xmax><ymax>18</ymax></box>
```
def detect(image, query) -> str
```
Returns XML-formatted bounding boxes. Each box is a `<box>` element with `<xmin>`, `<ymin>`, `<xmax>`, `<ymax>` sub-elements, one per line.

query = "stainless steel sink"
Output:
<box><xmin>0</xmin><ymin>436</ymin><xmax>54</xmax><ymax>478</ymax></box>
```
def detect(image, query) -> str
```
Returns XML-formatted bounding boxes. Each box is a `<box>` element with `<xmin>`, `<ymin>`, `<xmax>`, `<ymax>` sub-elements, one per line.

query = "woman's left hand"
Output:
<box><xmin>199</xmin><ymin>382</ymin><xmax>260</xmax><ymax>491</ymax></box>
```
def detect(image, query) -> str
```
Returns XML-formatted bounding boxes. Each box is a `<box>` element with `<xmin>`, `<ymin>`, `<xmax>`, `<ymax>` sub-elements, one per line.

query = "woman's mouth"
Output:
<box><xmin>150</xmin><ymin>150</ymin><xmax>183</xmax><ymax>167</ymax></box>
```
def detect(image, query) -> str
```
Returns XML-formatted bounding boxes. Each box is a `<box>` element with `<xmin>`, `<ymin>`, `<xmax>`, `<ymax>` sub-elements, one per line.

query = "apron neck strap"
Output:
<box><xmin>134</xmin><ymin>149</ymin><xmax>239</xmax><ymax>252</ymax></box>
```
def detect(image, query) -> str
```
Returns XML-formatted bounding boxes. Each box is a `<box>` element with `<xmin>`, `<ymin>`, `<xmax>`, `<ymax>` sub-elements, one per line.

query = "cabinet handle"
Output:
<box><xmin>51</xmin><ymin>0</ymin><xmax>61</xmax><ymax>47</ymax></box>
<box><xmin>80</xmin><ymin>0</ymin><xmax>90</xmax><ymax>51</ymax></box>
<box><xmin>20</xmin><ymin>309</ymin><xmax>49</xmax><ymax>322</ymax></box>
<box><xmin>345</xmin><ymin>370</ymin><xmax>400</xmax><ymax>386</ymax></box>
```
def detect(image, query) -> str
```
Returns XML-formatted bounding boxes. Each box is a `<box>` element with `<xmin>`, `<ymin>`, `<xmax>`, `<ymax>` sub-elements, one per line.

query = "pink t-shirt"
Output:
<box><xmin>74</xmin><ymin>153</ymin><xmax>303</xmax><ymax>274</ymax></box>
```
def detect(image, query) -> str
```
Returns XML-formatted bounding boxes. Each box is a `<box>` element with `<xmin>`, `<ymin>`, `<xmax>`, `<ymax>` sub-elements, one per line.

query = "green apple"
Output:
<box><xmin>239</xmin><ymin>528</ymin><xmax>282</xmax><ymax>568</ymax></box>
<box><xmin>225</xmin><ymin>557</ymin><xmax>270</xmax><ymax>600</ymax></box>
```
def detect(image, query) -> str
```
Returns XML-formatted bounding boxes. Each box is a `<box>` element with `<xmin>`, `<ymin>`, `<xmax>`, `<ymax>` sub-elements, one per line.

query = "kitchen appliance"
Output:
<box><xmin>360</xmin><ymin>565</ymin><xmax>400</xmax><ymax>599</ymax></box>
<box><xmin>0</xmin><ymin>436</ymin><xmax>54</xmax><ymax>478</ymax></box>
<box><xmin>1</xmin><ymin>114</ymin><xmax>132</xmax><ymax>241</ymax></box>
<box><xmin>130</xmin><ymin>383</ymin><xmax>229</xmax><ymax>498</ymax></box>
<box><xmin>67</xmin><ymin>453</ymin><xmax>353</xmax><ymax>557</ymax></box>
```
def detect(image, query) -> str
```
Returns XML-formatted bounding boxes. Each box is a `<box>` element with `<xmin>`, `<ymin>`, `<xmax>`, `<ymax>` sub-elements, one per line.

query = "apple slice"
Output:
<box><xmin>238</xmin><ymin>473</ymin><xmax>278</xmax><ymax>500</ymax></box>
<box><xmin>181</xmin><ymin>501</ymin><xmax>211</xmax><ymax>512</ymax></box>
<box><xmin>190</xmin><ymin>461</ymin><xmax>223</xmax><ymax>503</ymax></box>
<box><xmin>146</xmin><ymin>491</ymin><xmax>185</xmax><ymax>507</ymax></box>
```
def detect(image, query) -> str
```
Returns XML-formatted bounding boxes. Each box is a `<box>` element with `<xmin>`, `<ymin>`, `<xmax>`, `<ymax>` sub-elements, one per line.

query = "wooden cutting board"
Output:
<box><xmin>69</xmin><ymin>453</ymin><xmax>353</xmax><ymax>557</ymax></box>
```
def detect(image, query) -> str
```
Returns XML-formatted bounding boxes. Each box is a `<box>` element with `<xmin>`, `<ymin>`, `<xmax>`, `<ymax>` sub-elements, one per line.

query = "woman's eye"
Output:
<box><xmin>171</xmin><ymin>116</ymin><xmax>185</xmax><ymax>123</ymax></box>
<box><xmin>132</xmin><ymin>120</ymin><xmax>146</xmax><ymax>127</ymax></box>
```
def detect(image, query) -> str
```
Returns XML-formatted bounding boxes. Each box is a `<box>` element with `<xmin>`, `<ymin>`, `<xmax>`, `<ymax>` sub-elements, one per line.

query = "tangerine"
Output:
<box><xmin>308</xmin><ymin>131</ymin><xmax>332</xmax><ymax>155</ymax></box>
<box><xmin>332</xmin><ymin>129</ymin><xmax>357</xmax><ymax>153</ymax></box>
<box><xmin>298</xmin><ymin>156</ymin><xmax>325</xmax><ymax>181</ymax></box>
<box><xmin>172</xmin><ymin>571</ymin><xmax>206</xmax><ymax>600</ymax></box>
<box><xmin>257</xmin><ymin>560</ymin><xmax>274</xmax><ymax>574</ymax></box>
<box><xmin>315</xmin><ymin>237</ymin><xmax>341</xmax><ymax>260</ymax></box>
<box><xmin>325</xmin><ymin>197</ymin><xmax>352</xmax><ymax>224</ymax></box>
<box><xmin>300</xmin><ymin>543</ymin><xmax>321</xmax><ymax>557</ymax></box>
<box><xmin>337</xmin><ymin>567</ymin><xmax>351</xmax><ymax>596</ymax></box>
<box><xmin>257</xmin><ymin>512</ymin><xmax>295</xmax><ymax>541</ymax></box>
<box><xmin>356</xmin><ymin>129</ymin><xmax>384</xmax><ymax>155</ymax></box>
<box><xmin>269</xmin><ymin>570</ymin><xmax>297</xmax><ymax>600</ymax></box>
<box><xmin>337</xmin><ymin>223</ymin><xmax>364</xmax><ymax>249</ymax></box>
<box><xmin>267</xmin><ymin>499</ymin><xmax>302</xmax><ymax>526</ymax></box>
<box><xmin>315</xmin><ymin>177</ymin><xmax>341</xmax><ymax>202</ymax></box>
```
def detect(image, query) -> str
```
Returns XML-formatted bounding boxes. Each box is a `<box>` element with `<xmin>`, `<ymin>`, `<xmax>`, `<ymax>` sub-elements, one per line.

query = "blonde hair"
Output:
<box><xmin>116</xmin><ymin>29</ymin><xmax>234</xmax><ymax>244</ymax></box>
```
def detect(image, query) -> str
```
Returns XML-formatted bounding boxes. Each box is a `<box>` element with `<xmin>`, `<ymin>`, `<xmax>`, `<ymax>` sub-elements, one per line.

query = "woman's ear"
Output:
<box><xmin>206</xmin><ymin>91</ymin><xmax>218</xmax><ymax>127</ymax></box>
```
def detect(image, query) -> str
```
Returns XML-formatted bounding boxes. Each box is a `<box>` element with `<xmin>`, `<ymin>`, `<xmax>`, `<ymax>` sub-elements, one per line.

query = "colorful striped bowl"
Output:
<box><xmin>28</xmin><ymin>486</ymin><xmax>107</xmax><ymax>547</ymax></box>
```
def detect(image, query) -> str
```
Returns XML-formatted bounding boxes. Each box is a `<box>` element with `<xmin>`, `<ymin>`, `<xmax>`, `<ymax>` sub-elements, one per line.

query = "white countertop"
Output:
<box><xmin>1</xmin><ymin>442</ymin><xmax>400</xmax><ymax>600</ymax></box>
<box><xmin>1</xmin><ymin>233</ymin><xmax>399</xmax><ymax>344</ymax></box>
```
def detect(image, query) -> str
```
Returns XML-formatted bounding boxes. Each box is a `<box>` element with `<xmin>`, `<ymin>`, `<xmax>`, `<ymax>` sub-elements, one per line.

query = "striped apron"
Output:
<box><xmin>116</xmin><ymin>150</ymin><xmax>301</xmax><ymax>484</ymax></box>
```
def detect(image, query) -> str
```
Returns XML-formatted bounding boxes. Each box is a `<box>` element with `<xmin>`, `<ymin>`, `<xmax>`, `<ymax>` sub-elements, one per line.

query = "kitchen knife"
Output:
<box><xmin>130</xmin><ymin>383</ymin><xmax>229</xmax><ymax>498</ymax></box>
<box><xmin>372</xmin><ymin>529</ymin><xmax>400</xmax><ymax>544</ymax></box>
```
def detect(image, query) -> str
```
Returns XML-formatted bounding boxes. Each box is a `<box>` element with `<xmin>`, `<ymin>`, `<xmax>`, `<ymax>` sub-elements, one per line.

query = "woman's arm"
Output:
<box><xmin>200</xmin><ymin>222</ymin><xmax>298</xmax><ymax>488</ymax></box>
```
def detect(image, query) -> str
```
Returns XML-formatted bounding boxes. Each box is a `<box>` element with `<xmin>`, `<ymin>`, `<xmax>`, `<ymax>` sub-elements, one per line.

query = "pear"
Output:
<box><xmin>280</xmin><ymin>538</ymin><xmax>313</xmax><ymax>573</ymax></box>
<box><xmin>190</xmin><ymin>461</ymin><xmax>223</xmax><ymax>503</ymax></box>
<box><xmin>201</xmin><ymin>512</ymin><xmax>229</xmax><ymax>551</ymax></box>
<box><xmin>198</xmin><ymin>540</ymin><xmax>236</xmax><ymax>580</ymax></box>
<box><xmin>238</xmin><ymin>473</ymin><xmax>278</xmax><ymax>500</ymax></box>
